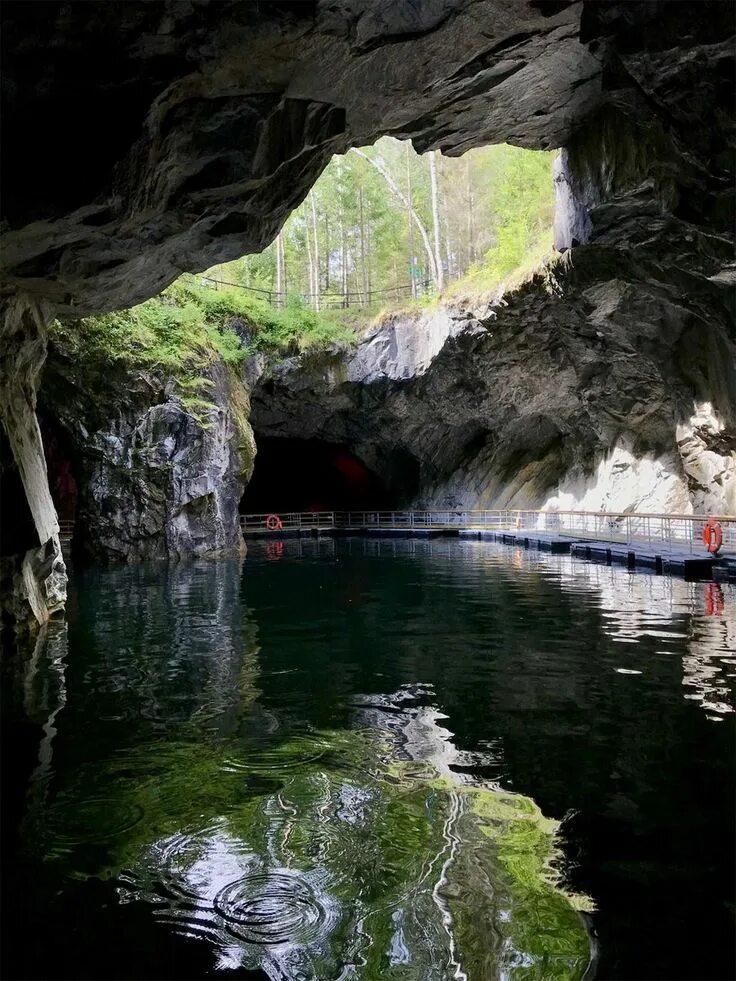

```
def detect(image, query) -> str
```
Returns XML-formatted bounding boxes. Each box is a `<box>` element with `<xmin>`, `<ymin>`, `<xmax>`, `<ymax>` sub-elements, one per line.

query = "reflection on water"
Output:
<box><xmin>2</xmin><ymin>540</ymin><xmax>734</xmax><ymax>980</ymax></box>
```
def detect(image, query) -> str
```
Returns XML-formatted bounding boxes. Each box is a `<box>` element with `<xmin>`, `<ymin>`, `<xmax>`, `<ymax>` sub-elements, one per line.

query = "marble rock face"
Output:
<box><xmin>2</xmin><ymin>2</ymin><xmax>732</xmax><ymax>316</ymax></box>
<box><xmin>248</xmin><ymin>244</ymin><xmax>735</xmax><ymax>515</ymax></box>
<box><xmin>40</xmin><ymin>356</ymin><xmax>255</xmax><ymax>563</ymax></box>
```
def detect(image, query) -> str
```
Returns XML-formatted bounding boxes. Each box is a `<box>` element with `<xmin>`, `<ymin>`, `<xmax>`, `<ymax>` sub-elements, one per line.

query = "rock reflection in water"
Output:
<box><xmin>42</xmin><ymin>700</ymin><xmax>592</xmax><ymax>979</ymax></box>
<box><xmin>5</xmin><ymin>541</ymin><xmax>734</xmax><ymax>980</ymax></box>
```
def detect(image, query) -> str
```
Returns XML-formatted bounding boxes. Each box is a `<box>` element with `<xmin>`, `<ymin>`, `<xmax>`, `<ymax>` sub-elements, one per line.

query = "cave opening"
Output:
<box><xmin>240</xmin><ymin>437</ymin><xmax>419</xmax><ymax>514</ymax></box>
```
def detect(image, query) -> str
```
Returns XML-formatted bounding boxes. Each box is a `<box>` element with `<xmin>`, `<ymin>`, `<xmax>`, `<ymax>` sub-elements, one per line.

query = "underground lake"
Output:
<box><xmin>2</xmin><ymin>538</ymin><xmax>734</xmax><ymax>980</ymax></box>
<box><xmin>2</xmin><ymin>5</ymin><xmax>735</xmax><ymax>979</ymax></box>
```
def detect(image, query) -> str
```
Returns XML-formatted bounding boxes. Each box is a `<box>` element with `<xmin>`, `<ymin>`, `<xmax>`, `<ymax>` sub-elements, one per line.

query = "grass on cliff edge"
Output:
<box><xmin>51</xmin><ymin>143</ymin><xmax>554</xmax><ymax>379</ymax></box>
<box><xmin>49</xmin><ymin>275</ymin><xmax>359</xmax><ymax>379</ymax></box>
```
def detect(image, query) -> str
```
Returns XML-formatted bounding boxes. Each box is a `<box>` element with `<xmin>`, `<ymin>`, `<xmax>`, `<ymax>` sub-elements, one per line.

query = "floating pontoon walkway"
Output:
<box><xmin>240</xmin><ymin>510</ymin><xmax>736</xmax><ymax>582</ymax></box>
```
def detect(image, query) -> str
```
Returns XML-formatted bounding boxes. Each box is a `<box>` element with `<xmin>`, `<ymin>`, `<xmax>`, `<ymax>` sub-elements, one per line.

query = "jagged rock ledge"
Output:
<box><xmin>40</xmin><ymin>348</ymin><xmax>255</xmax><ymax>564</ymax></box>
<box><xmin>250</xmin><ymin>242</ymin><xmax>736</xmax><ymax>515</ymax></box>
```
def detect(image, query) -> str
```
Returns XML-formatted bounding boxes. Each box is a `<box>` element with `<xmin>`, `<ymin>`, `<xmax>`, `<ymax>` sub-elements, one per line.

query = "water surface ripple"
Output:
<box><xmin>2</xmin><ymin>538</ymin><xmax>734</xmax><ymax>980</ymax></box>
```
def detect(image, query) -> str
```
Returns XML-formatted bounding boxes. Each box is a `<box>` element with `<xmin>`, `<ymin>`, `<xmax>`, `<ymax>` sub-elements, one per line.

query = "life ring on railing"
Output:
<box><xmin>265</xmin><ymin>514</ymin><xmax>283</xmax><ymax>531</ymax></box>
<box><xmin>701</xmin><ymin>519</ymin><xmax>722</xmax><ymax>554</ymax></box>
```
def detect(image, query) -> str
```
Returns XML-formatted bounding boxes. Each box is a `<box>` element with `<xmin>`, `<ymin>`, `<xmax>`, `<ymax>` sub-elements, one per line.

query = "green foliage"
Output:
<box><xmin>50</xmin><ymin>279</ymin><xmax>244</xmax><ymax>376</ymax></box>
<box><xmin>212</xmin><ymin>138</ymin><xmax>556</xmax><ymax>310</ymax></box>
<box><xmin>37</xmin><ymin>725</ymin><xmax>591</xmax><ymax>978</ymax></box>
<box><xmin>448</xmin><ymin>145</ymin><xmax>556</xmax><ymax>297</ymax></box>
<box><xmin>168</xmin><ymin>276</ymin><xmax>358</xmax><ymax>354</ymax></box>
<box><xmin>50</xmin><ymin>141</ymin><xmax>556</xmax><ymax>385</ymax></box>
<box><xmin>50</xmin><ymin>275</ymin><xmax>359</xmax><ymax>387</ymax></box>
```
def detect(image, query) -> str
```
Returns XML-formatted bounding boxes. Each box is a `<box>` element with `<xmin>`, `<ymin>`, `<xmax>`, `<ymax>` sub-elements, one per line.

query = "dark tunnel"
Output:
<box><xmin>40</xmin><ymin>417</ymin><xmax>78</xmax><ymax>526</ymax></box>
<box><xmin>240</xmin><ymin>438</ymin><xmax>419</xmax><ymax>514</ymax></box>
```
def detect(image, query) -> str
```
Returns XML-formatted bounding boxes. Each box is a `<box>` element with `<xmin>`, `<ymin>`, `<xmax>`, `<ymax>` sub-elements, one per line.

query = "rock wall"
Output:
<box><xmin>0</xmin><ymin>298</ymin><xmax>66</xmax><ymax>627</ymax></box>
<box><xmin>2</xmin><ymin>2</ymin><xmax>732</xmax><ymax>316</ymax></box>
<box><xmin>250</xmin><ymin>241</ymin><xmax>736</xmax><ymax>515</ymax></box>
<box><xmin>40</xmin><ymin>352</ymin><xmax>255</xmax><ymax>563</ymax></box>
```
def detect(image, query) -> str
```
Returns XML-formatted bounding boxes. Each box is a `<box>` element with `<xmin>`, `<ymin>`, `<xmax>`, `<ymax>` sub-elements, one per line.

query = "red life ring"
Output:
<box><xmin>266</xmin><ymin>541</ymin><xmax>284</xmax><ymax>560</ymax></box>
<box><xmin>704</xmin><ymin>582</ymin><xmax>724</xmax><ymax>616</ymax></box>
<box><xmin>701</xmin><ymin>519</ymin><xmax>722</xmax><ymax>554</ymax></box>
<box><xmin>265</xmin><ymin>514</ymin><xmax>283</xmax><ymax>531</ymax></box>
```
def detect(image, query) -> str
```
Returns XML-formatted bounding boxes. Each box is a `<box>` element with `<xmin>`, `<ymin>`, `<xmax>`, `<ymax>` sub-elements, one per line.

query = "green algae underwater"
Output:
<box><xmin>29</xmin><ymin>704</ymin><xmax>592</xmax><ymax>979</ymax></box>
<box><xmin>7</xmin><ymin>539</ymin><xmax>734</xmax><ymax>979</ymax></box>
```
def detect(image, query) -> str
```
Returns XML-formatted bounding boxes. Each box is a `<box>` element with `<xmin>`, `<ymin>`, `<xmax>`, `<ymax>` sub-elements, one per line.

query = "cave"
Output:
<box><xmin>1</xmin><ymin>5</ymin><xmax>735</xmax><ymax>981</ymax></box>
<box><xmin>2</xmin><ymin>0</ymin><xmax>734</xmax><ymax>626</ymax></box>
<box><xmin>240</xmin><ymin>437</ymin><xmax>420</xmax><ymax>513</ymax></box>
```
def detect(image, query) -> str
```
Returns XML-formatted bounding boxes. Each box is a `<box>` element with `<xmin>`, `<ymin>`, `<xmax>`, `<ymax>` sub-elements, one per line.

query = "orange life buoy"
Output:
<box><xmin>704</xmin><ymin>582</ymin><xmax>724</xmax><ymax>616</ymax></box>
<box><xmin>265</xmin><ymin>514</ymin><xmax>283</xmax><ymax>531</ymax></box>
<box><xmin>701</xmin><ymin>519</ymin><xmax>722</xmax><ymax>554</ymax></box>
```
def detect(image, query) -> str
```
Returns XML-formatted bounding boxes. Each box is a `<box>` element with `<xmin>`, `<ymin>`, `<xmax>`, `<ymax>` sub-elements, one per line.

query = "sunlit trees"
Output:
<box><xmin>213</xmin><ymin>139</ymin><xmax>556</xmax><ymax>309</ymax></box>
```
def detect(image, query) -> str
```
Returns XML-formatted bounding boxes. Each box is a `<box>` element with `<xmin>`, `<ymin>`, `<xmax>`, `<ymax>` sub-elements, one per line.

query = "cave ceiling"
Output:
<box><xmin>1</xmin><ymin>0</ymin><xmax>733</xmax><ymax>315</ymax></box>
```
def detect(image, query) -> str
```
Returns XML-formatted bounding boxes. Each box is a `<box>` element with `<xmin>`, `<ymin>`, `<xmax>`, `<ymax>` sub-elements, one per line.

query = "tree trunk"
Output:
<box><xmin>359</xmin><ymin>183</ymin><xmax>368</xmax><ymax>304</ymax></box>
<box><xmin>351</xmin><ymin>147</ymin><xmax>438</xmax><ymax>289</ymax></box>
<box><xmin>324</xmin><ymin>214</ymin><xmax>330</xmax><ymax>291</ymax></box>
<box><xmin>305</xmin><ymin>226</ymin><xmax>315</xmax><ymax>308</ymax></box>
<box><xmin>274</xmin><ymin>232</ymin><xmax>282</xmax><ymax>307</ymax></box>
<box><xmin>438</xmin><ymin>155</ymin><xmax>454</xmax><ymax>280</ymax></box>
<box><xmin>406</xmin><ymin>143</ymin><xmax>417</xmax><ymax>299</ymax></box>
<box><xmin>429</xmin><ymin>150</ymin><xmax>444</xmax><ymax>292</ymax></box>
<box><xmin>337</xmin><ymin>157</ymin><xmax>347</xmax><ymax>306</ymax></box>
<box><xmin>340</xmin><ymin>219</ymin><xmax>347</xmax><ymax>307</ymax></box>
<box><xmin>310</xmin><ymin>192</ymin><xmax>320</xmax><ymax>311</ymax></box>
<box><xmin>465</xmin><ymin>156</ymin><xmax>475</xmax><ymax>269</ymax></box>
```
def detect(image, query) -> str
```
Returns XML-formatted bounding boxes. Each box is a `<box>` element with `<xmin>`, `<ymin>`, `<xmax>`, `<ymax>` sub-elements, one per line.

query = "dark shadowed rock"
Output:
<box><xmin>1</xmin><ymin>1</ymin><xmax>732</xmax><ymax>315</ymax></box>
<box><xmin>249</xmin><ymin>239</ymin><xmax>736</xmax><ymax>514</ymax></box>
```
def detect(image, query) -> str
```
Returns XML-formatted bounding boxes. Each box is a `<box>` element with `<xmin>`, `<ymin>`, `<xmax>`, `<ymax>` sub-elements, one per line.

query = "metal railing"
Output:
<box><xmin>241</xmin><ymin>512</ymin><xmax>338</xmax><ymax>530</ymax></box>
<box><xmin>240</xmin><ymin>509</ymin><xmax>736</xmax><ymax>554</ymax></box>
<box><xmin>58</xmin><ymin>519</ymin><xmax>75</xmax><ymax>543</ymax></box>
<box><xmin>202</xmin><ymin>276</ymin><xmax>432</xmax><ymax>310</ymax></box>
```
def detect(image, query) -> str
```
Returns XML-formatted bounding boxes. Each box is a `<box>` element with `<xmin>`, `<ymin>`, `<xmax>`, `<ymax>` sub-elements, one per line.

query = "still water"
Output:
<box><xmin>2</xmin><ymin>539</ymin><xmax>734</xmax><ymax>980</ymax></box>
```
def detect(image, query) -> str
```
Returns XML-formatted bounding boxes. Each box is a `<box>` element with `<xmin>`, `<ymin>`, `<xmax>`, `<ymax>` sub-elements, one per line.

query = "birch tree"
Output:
<box><xmin>428</xmin><ymin>149</ymin><xmax>444</xmax><ymax>291</ymax></box>
<box><xmin>351</xmin><ymin>147</ymin><xmax>439</xmax><ymax>289</ymax></box>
